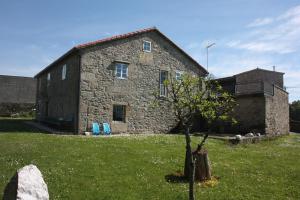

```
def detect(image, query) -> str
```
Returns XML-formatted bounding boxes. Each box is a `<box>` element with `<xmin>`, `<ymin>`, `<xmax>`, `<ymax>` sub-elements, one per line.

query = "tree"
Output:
<box><xmin>154</xmin><ymin>74</ymin><xmax>236</xmax><ymax>200</ymax></box>
<box><xmin>290</xmin><ymin>100</ymin><xmax>300</xmax><ymax>121</ymax></box>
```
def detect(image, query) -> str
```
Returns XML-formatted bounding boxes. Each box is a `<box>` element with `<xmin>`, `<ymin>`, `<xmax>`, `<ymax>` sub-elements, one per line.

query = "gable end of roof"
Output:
<box><xmin>35</xmin><ymin>27</ymin><xmax>207</xmax><ymax>78</ymax></box>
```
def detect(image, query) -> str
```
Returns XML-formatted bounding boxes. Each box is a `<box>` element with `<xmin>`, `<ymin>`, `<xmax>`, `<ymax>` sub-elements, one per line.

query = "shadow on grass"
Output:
<box><xmin>3</xmin><ymin>172</ymin><xmax>17</xmax><ymax>200</ymax></box>
<box><xmin>0</xmin><ymin>118</ymin><xmax>45</xmax><ymax>133</ymax></box>
<box><xmin>165</xmin><ymin>171</ymin><xmax>188</xmax><ymax>183</ymax></box>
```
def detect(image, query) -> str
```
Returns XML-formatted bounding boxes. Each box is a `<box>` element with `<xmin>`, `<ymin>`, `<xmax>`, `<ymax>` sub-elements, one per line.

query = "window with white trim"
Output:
<box><xmin>47</xmin><ymin>73</ymin><xmax>51</xmax><ymax>86</ymax></box>
<box><xmin>62</xmin><ymin>64</ymin><xmax>67</xmax><ymax>80</ymax></box>
<box><xmin>175</xmin><ymin>71</ymin><xmax>183</xmax><ymax>81</ymax></box>
<box><xmin>143</xmin><ymin>41</ymin><xmax>151</xmax><ymax>52</ymax></box>
<box><xmin>113</xmin><ymin>105</ymin><xmax>126</xmax><ymax>122</ymax></box>
<box><xmin>115</xmin><ymin>63</ymin><xmax>128</xmax><ymax>79</ymax></box>
<box><xmin>160</xmin><ymin>70</ymin><xmax>168</xmax><ymax>96</ymax></box>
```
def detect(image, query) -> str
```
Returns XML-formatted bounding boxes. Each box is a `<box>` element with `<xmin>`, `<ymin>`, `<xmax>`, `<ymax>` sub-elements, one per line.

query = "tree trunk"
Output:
<box><xmin>193</xmin><ymin>149</ymin><xmax>211</xmax><ymax>182</ymax></box>
<box><xmin>183</xmin><ymin>126</ymin><xmax>195</xmax><ymax>200</ymax></box>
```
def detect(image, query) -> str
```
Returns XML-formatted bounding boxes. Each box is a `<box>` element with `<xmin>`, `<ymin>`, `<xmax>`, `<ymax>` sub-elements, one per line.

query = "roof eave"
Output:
<box><xmin>34</xmin><ymin>47</ymin><xmax>78</xmax><ymax>78</ymax></box>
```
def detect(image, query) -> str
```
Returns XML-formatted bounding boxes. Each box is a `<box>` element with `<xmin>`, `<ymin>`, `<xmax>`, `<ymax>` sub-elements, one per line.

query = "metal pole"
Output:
<box><xmin>206</xmin><ymin>47</ymin><xmax>208</xmax><ymax>71</ymax></box>
<box><xmin>206</xmin><ymin>43</ymin><xmax>215</xmax><ymax>73</ymax></box>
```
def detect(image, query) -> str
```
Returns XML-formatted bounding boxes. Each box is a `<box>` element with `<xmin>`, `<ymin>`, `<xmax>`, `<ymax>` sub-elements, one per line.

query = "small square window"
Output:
<box><xmin>143</xmin><ymin>41</ymin><xmax>151</xmax><ymax>52</ymax></box>
<box><xmin>62</xmin><ymin>64</ymin><xmax>67</xmax><ymax>80</ymax></box>
<box><xmin>175</xmin><ymin>71</ymin><xmax>183</xmax><ymax>81</ymax></box>
<box><xmin>115</xmin><ymin>63</ymin><xmax>128</xmax><ymax>79</ymax></box>
<box><xmin>113</xmin><ymin>105</ymin><xmax>126</xmax><ymax>122</ymax></box>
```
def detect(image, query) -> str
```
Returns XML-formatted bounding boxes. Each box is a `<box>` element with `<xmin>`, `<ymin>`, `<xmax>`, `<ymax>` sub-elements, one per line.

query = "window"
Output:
<box><xmin>47</xmin><ymin>73</ymin><xmax>51</xmax><ymax>86</ymax></box>
<box><xmin>113</xmin><ymin>105</ymin><xmax>126</xmax><ymax>122</ymax></box>
<box><xmin>175</xmin><ymin>71</ymin><xmax>183</xmax><ymax>81</ymax></box>
<box><xmin>62</xmin><ymin>64</ymin><xmax>67</xmax><ymax>80</ymax></box>
<box><xmin>160</xmin><ymin>70</ymin><xmax>168</xmax><ymax>96</ymax></box>
<box><xmin>115</xmin><ymin>63</ymin><xmax>128</xmax><ymax>79</ymax></box>
<box><xmin>143</xmin><ymin>41</ymin><xmax>151</xmax><ymax>52</ymax></box>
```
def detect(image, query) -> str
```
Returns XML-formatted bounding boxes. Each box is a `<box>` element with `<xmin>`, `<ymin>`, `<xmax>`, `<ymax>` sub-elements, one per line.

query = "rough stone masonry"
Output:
<box><xmin>35</xmin><ymin>28</ymin><xmax>207</xmax><ymax>134</ymax></box>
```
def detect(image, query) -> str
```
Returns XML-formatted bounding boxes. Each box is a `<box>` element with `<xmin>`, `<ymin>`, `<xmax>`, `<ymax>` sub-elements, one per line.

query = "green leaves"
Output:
<box><xmin>153</xmin><ymin>73</ymin><xmax>236</xmax><ymax>127</ymax></box>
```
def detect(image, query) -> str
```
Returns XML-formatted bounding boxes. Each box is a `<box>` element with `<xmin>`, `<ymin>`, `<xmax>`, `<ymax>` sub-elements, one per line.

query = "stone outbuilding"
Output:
<box><xmin>216</xmin><ymin>68</ymin><xmax>289</xmax><ymax>135</ymax></box>
<box><xmin>34</xmin><ymin>27</ymin><xmax>208</xmax><ymax>134</ymax></box>
<box><xmin>0</xmin><ymin>75</ymin><xmax>36</xmax><ymax>116</ymax></box>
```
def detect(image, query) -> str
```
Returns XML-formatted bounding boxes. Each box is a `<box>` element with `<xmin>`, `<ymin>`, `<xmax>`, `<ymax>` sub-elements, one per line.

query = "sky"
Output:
<box><xmin>0</xmin><ymin>0</ymin><xmax>300</xmax><ymax>101</ymax></box>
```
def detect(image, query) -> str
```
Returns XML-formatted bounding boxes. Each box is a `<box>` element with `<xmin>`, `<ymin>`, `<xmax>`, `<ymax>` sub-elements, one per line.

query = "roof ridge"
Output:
<box><xmin>236</xmin><ymin>67</ymin><xmax>284</xmax><ymax>75</ymax></box>
<box><xmin>76</xmin><ymin>27</ymin><xmax>157</xmax><ymax>49</ymax></box>
<box><xmin>35</xmin><ymin>27</ymin><xmax>207</xmax><ymax>77</ymax></box>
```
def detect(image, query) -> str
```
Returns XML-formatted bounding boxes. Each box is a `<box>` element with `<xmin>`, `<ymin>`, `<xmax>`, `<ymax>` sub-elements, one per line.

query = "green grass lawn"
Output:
<box><xmin>0</xmin><ymin>119</ymin><xmax>299</xmax><ymax>200</ymax></box>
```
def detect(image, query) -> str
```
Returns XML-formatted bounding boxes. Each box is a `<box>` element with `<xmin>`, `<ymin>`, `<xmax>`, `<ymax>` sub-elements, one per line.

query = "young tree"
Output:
<box><xmin>154</xmin><ymin>74</ymin><xmax>235</xmax><ymax>200</ymax></box>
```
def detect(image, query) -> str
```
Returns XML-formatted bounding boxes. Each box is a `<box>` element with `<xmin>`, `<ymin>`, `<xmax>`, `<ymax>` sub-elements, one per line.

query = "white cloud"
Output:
<box><xmin>230</xmin><ymin>5</ymin><xmax>300</xmax><ymax>54</ymax></box>
<box><xmin>186</xmin><ymin>42</ymin><xmax>200</xmax><ymax>50</ymax></box>
<box><xmin>226</xmin><ymin>40</ymin><xmax>241</xmax><ymax>47</ymax></box>
<box><xmin>247</xmin><ymin>17</ymin><xmax>274</xmax><ymax>27</ymax></box>
<box><xmin>208</xmin><ymin>54</ymin><xmax>273</xmax><ymax>78</ymax></box>
<box><xmin>278</xmin><ymin>5</ymin><xmax>300</xmax><ymax>20</ymax></box>
<box><xmin>186</xmin><ymin>5</ymin><xmax>300</xmax><ymax>101</ymax></box>
<box><xmin>230</xmin><ymin>40</ymin><xmax>296</xmax><ymax>54</ymax></box>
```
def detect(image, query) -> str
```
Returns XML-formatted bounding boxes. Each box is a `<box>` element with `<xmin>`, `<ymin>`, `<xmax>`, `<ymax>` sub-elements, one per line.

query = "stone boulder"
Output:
<box><xmin>235</xmin><ymin>134</ymin><xmax>242</xmax><ymax>141</ymax></box>
<box><xmin>255</xmin><ymin>132</ymin><xmax>261</xmax><ymax>136</ymax></box>
<box><xmin>245</xmin><ymin>132</ymin><xmax>254</xmax><ymax>137</ymax></box>
<box><xmin>3</xmin><ymin>164</ymin><xmax>49</xmax><ymax>200</ymax></box>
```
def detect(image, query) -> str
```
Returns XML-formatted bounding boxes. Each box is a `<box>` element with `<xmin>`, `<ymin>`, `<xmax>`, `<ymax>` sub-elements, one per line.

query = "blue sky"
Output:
<box><xmin>0</xmin><ymin>0</ymin><xmax>300</xmax><ymax>101</ymax></box>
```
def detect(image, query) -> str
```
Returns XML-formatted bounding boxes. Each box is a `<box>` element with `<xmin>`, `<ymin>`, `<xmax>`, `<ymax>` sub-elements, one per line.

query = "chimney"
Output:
<box><xmin>273</xmin><ymin>66</ymin><xmax>276</xmax><ymax>71</ymax></box>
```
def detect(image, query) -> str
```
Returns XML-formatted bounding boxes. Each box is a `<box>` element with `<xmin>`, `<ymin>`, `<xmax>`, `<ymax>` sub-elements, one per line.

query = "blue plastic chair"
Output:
<box><xmin>103</xmin><ymin>123</ymin><xmax>111</xmax><ymax>135</ymax></box>
<box><xmin>92</xmin><ymin>122</ymin><xmax>100</xmax><ymax>135</ymax></box>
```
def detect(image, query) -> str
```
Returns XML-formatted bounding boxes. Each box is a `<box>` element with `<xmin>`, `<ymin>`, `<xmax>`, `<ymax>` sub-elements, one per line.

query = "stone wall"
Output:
<box><xmin>0</xmin><ymin>75</ymin><xmax>36</xmax><ymax>116</ymax></box>
<box><xmin>35</xmin><ymin>54</ymin><xmax>80</xmax><ymax>131</ymax></box>
<box><xmin>0</xmin><ymin>75</ymin><xmax>36</xmax><ymax>104</ymax></box>
<box><xmin>265</xmin><ymin>86</ymin><xmax>289</xmax><ymax>135</ymax></box>
<box><xmin>236</xmin><ymin>69</ymin><xmax>284</xmax><ymax>88</ymax></box>
<box><xmin>78</xmin><ymin>31</ymin><xmax>205</xmax><ymax>134</ymax></box>
<box><xmin>0</xmin><ymin>103</ymin><xmax>35</xmax><ymax>117</ymax></box>
<box><xmin>234</xmin><ymin>95</ymin><xmax>266</xmax><ymax>134</ymax></box>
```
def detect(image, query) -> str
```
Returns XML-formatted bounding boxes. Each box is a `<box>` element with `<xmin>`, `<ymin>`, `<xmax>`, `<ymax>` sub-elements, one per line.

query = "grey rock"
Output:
<box><xmin>245</xmin><ymin>132</ymin><xmax>254</xmax><ymax>137</ymax></box>
<box><xmin>235</xmin><ymin>134</ymin><xmax>242</xmax><ymax>140</ymax></box>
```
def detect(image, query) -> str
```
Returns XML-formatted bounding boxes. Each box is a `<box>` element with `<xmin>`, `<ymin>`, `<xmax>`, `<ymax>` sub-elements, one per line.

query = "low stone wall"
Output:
<box><xmin>0</xmin><ymin>103</ymin><xmax>35</xmax><ymax>117</ymax></box>
<box><xmin>229</xmin><ymin>134</ymin><xmax>284</xmax><ymax>144</ymax></box>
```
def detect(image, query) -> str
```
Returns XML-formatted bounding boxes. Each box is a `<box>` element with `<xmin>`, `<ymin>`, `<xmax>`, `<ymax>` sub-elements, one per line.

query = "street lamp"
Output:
<box><xmin>206</xmin><ymin>42</ymin><xmax>216</xmax><ymax>72</ymax></box>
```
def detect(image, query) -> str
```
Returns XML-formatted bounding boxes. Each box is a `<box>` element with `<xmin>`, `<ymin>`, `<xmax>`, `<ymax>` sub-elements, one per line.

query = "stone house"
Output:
<box><xmin>216</xmin><ymin>68</ymin><xmax>289</xmax><ymax>135</ymax></box>
<box><xmin>34</xmin><ymin>27</ymin><xmax>208</xmax><ymax>134</ymax></box>
<box><xmin>0</xmin><ymin>75</ymin><xmax>36</xmax><ymax>116</ymax></box>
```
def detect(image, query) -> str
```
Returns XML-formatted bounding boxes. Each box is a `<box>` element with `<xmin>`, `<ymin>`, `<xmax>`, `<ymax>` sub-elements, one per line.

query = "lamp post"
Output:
<box><xmin>206</xmin><ymin>43</ymin><xmax>216</xmax><ymax>72</ymax></box>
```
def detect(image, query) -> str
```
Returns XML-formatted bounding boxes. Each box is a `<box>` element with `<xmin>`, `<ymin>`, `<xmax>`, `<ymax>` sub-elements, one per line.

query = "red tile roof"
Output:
<box><xmin>35</xmin><ymin>27</ymin><xmax>207</xmax><ymax>77</ymax></box>
<box><xmin>76</xmin><ymin>27</ymin><xmax>157</xmax><ymax>49</ymax></box>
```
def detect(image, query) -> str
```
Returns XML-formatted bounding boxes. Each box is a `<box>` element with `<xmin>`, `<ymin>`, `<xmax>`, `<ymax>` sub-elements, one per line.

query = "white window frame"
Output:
<box><xmin>115</xmin><ymin>63</ymin><xmax>128</xmax><ymax>79</ymax></box>
<box><xmin>47</xmin><ymin>73</ymin><xmax>51</xmax><ymax>86</ymax></box>
<box><xmin>175</xmin><ymin>70</ymin><xmax>184</xmax><ymax>81</ymax></box>
<box><xmin>62</xmin><ymin>64</ymin><xmax>67</xmax><ymax>80</ymax></box>
<box><xmin>143</xmin><ymin>40</ymin><xmax>151</xmax><ymax>52</ymax></box>
<box><xmin>159</xmin><ymin>70</ymin><xmax>168</xmax><ymax>97</ymax></box>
